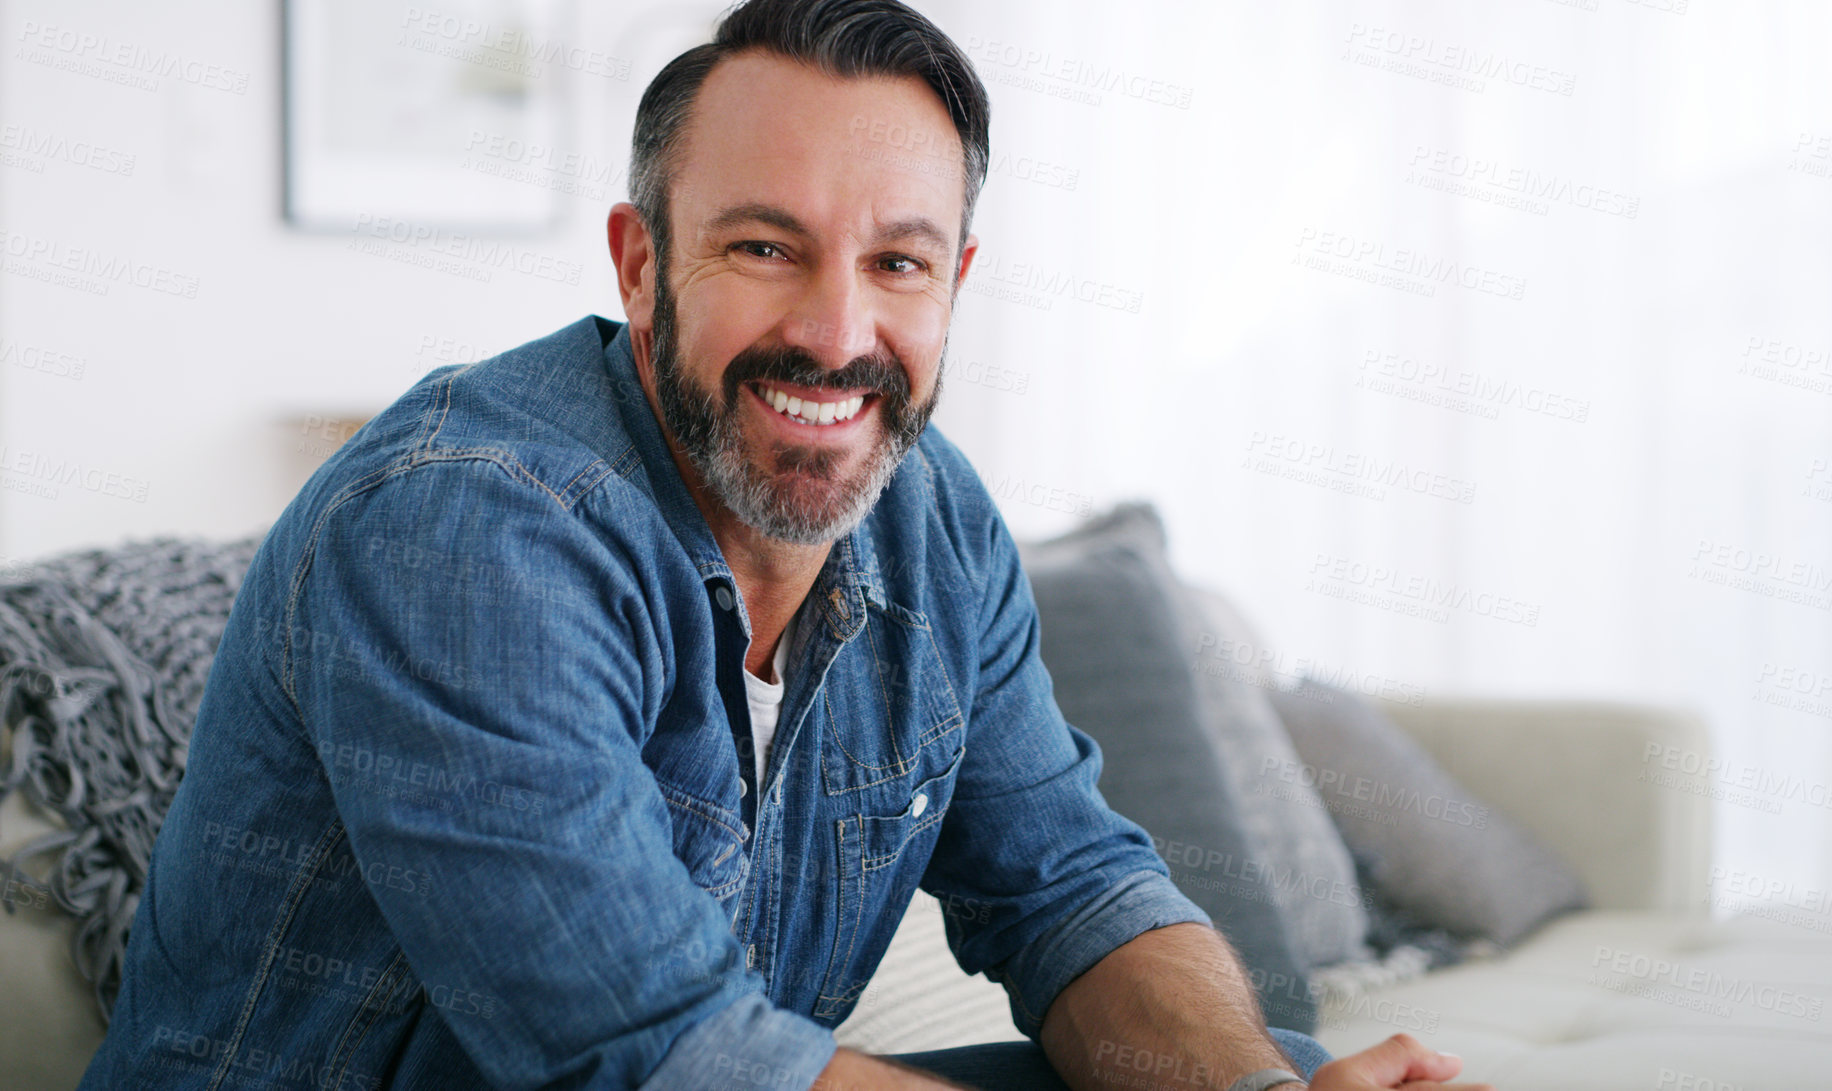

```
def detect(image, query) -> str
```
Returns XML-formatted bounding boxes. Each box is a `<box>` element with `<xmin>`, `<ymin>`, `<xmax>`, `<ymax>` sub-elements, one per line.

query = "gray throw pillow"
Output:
<box><xmin>1268</xmin><ymin>678</ymin><xmax>1587</xmax><ymax>946</ymax></box>
<box><xmin>1019</xmin><ymin>503</ymin><xmax>1316</xmax><ymax>1031</ymax></box>
<box><xmin>1182</xmin><ymin>586</ymin><xmax>1371</xmax><ymax>971</ymax></box>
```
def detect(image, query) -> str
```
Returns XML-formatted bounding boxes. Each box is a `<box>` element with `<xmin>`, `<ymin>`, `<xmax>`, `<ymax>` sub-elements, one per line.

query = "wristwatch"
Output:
<box><xmin>1225</xmin><ymin>1068</ymin><xmax>1307</xmax><ymax>1091</ymax></box>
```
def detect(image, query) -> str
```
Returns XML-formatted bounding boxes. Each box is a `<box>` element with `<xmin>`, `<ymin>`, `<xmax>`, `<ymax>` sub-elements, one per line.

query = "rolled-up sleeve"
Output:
<box><xmin>919</xmin><ymin>510</ymin><xmax>1212</xmax><ymax>1039</ymax></box>
<box><xmin>289</xmin><ymin>460</ymin><xmax>836</xmax><ymax>1090</ymax></box>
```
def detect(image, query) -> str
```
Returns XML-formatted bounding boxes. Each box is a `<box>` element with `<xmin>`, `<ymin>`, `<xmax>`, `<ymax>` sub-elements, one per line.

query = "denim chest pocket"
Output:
<box><xmin>812</xmin><ymin>743</ymin><xmax>965</xmax><ymax>1022</ymax></box>
<box><xmin>819</xmin><ymin>599</ymin><xmax>965</xmax><ymax>802</ymax></box>
<box><xmin>653</xmin><ymin>779</ymin><xmax>749</xmax><ymax>908</ymax></box>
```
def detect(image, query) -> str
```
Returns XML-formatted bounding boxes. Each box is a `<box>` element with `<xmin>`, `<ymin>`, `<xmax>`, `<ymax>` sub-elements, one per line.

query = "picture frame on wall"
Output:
<box><xmin>283</xmin><ymin>0</ymin><xmax>572</xmax><ymax>232</ymax></box>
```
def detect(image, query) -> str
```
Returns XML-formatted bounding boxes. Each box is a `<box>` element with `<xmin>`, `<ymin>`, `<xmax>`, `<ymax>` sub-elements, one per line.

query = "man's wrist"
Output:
<box><xmin>1224</xmin><ymin>1068</ymin><xmax>1306</xmax><ymax>1091</ymax></box>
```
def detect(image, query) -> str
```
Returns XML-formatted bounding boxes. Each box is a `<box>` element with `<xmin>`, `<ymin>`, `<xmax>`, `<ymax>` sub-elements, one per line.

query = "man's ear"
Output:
<box><xmin>953</xmin><ymin>232</ymin><xmax>979</xmax><ymax>293</ymax></box>
<box><xmin>607</xmin><ymin>202</ymin><xmax>657</xmax><ymax>333</ymax></box>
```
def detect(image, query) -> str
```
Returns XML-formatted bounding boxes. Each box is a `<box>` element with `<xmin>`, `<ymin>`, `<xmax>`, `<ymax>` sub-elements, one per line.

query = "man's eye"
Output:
<box><xmin>879</xmin><ymin>255</ymin><xmax>925</xmax><ymax>275</ymax></box>
<box><xmin>735</xmin><ymin>241</ymin><xmax>786</xmax><ymax>261</ymax></box>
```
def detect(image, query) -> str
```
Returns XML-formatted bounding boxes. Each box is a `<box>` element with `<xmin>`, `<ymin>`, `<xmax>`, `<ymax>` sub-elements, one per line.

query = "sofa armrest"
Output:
<box><xmin>1374</xmin><ymin>698</ymin><xmax>1713</xmax><ymax>914</ymax></box>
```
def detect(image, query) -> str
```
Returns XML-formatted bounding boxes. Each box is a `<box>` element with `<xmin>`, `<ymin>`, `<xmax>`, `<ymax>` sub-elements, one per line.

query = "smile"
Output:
<box><xmin>750</xmin><ymin>381</ymin><xmax>871</xmax><ymax>427</ymax></box>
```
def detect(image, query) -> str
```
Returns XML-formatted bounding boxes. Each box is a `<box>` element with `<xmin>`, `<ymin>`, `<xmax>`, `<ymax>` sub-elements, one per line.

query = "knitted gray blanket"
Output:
<box><xmin>0</xmin><ymin>534</ymin><xmax>262</xmax><ymax>1022</ymax></box>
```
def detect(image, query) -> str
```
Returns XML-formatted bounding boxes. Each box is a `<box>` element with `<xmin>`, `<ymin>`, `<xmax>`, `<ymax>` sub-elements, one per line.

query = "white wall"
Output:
<box><xmin>4</xmin><ymin>1</ymin><xmax>1830</xmax><ymax>906</ymax></box>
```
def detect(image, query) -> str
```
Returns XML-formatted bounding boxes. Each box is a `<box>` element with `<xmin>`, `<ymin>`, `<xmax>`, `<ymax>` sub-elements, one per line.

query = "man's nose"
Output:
<box><xmin>781</xmin><ymin>267</ymin><xmax>876</xmax><ymax>369</ymax></box>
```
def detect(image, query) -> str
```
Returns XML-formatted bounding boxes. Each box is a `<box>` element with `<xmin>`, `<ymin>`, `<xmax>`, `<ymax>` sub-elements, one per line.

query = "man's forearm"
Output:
<box><xmin>814</xmin><ymin>1046</ymin><xmax>972</xmax><ymax>1090</ymax></box>
<box><xmin>1039</xmin><ymin>922</ymin><xmax>1297</xmax><ymax>1091</ymax></box>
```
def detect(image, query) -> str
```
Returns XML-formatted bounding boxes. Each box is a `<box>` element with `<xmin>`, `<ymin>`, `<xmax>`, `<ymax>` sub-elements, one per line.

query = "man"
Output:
<box><xmin>84</xmin><ymin>1</ymin><xmax>1493</xmax><ymax>1088</ymax></box>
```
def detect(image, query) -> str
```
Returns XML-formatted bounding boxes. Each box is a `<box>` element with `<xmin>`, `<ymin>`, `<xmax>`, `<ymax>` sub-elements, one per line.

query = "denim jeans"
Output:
<box><xmin>891</xmin><ymin>1027</ymin><xmax>1332</xmax><ymax>1090</ymax></box>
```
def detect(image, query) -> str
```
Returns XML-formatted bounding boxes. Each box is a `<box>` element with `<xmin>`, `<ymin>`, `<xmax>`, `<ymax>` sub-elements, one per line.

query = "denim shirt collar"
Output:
<box><xmin>596</xmin><ymin>318</ymin><xmax>877</xmax><ymax>644</ymax></box>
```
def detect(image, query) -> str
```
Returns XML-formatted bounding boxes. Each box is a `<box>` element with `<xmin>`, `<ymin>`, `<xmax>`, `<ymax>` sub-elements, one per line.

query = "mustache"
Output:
<box><xmin>720</xmin><ymin>343</ymin><xmax>910</xmax><ymax>405</ymax></box>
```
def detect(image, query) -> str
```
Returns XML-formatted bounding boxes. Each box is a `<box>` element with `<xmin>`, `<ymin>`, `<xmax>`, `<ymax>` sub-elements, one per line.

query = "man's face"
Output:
<box><xmin>642</xmin><ymin>51</ymin><xmax>974</xmax><ymax>545</ymax></box>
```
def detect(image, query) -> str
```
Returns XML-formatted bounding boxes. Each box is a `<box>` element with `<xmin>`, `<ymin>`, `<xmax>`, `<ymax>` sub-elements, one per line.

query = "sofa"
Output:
<box><xmin>5</xmin><ymin>522</ymin><xmax>1832</xmax><ymax>1090</ymax></box>
<box><xmin>836</xmin><ymin>697</ymin><xmax>1832</xmax><ymax>1089</ymax></box>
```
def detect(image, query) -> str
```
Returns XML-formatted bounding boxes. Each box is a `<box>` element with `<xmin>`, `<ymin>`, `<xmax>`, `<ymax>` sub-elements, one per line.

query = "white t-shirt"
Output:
<box><xmin>741</xmin><ymin>612</ymin><xmax>796</xmax><ymax>792</ymax></box>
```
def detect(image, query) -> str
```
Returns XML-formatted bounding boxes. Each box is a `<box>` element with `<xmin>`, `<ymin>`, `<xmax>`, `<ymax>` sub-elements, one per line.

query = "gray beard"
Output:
<box><xmin>646</xmin><ymin>271</ymin><xmax>943</xmax><ymax>546</ymax></box>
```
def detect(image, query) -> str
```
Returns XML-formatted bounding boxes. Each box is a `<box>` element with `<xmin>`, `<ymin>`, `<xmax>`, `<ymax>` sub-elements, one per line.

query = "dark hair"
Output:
<box><xmin>630</xmin><ymin>0</ymin><xmax>990</xmax><ymax>269</ymax></box>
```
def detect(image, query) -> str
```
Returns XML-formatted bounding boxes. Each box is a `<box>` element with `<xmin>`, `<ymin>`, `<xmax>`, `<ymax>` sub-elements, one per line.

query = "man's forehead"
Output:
<box><xmin>670</xmin><ymin>50</ymin><xmax>964</xmax><ymax>235</ymax></box>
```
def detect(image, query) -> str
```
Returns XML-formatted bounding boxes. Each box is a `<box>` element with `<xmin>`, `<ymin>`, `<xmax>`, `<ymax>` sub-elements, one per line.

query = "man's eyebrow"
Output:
<box><xmin>704</xmin><ymin>203</ymin><xmax>811</xmax><ymax>237</ymax></box>
<box><xmin>872</xmin><ymin>217</ymin><xmax>952</xmax><ymax>254</ymax></box>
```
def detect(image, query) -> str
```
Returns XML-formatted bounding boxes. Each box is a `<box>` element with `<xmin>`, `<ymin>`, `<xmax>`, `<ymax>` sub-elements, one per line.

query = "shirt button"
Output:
<box><xmin>737</xmin><ymin>778</ymin><xmax>748</xmax><ymax>798</ymax></box>
<box><xmin>740</xmin><ymin>822</ymin><xmax>751</xmax><ymax>841</ymax></box>
<box><xmin>714</xmin><ymin>585</ymin><xmax>734</xmax><ymax>611</ymax></box>
<box><xmin>911</xmin><ymin>792</ymin><xmax>928</xmax><ymax>818</ymax></box>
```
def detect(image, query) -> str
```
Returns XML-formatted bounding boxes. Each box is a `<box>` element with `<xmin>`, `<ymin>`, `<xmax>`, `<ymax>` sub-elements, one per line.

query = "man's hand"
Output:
<box><xmin>1308</xmin><ymin>1033</ymin><xmax>1496</xmax><ymax>1091</ymax></box>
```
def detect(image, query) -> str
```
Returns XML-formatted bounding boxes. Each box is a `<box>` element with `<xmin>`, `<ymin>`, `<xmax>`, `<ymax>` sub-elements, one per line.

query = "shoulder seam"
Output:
<box><xmin>278</xmin><ymin>450</ymin><xmax>613</xmax><ymax>711</ymax></box>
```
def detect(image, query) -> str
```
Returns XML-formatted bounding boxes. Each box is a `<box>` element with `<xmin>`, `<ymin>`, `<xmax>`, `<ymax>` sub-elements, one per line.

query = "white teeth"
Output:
<box><xmin>757</xmin><ymin>384</ymin><xmax>867</xmax><ymax>426</ymax></box>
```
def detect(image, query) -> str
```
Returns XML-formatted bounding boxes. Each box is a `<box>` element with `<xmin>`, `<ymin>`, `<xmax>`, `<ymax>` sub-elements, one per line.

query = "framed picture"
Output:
<box><xmin>284</xmin><ymin>0</ymin><xmax>572</xmax><ymax>232</ymax></box>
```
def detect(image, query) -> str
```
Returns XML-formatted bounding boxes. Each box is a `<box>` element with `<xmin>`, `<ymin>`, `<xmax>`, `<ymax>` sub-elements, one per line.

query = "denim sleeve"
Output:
<box><xmin>920</xmin><ymin>511</ymin><xmax>1213</xmax><ymax>1039</ymax></box>
<box><xmin>287</xmin><ymin>459</ymin><xmax>835</xmax><ymax>1090</ymax></box>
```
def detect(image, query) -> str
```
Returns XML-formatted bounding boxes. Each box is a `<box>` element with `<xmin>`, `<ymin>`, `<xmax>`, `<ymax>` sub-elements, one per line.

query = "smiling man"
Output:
<box><xmin>84</xmin><ymin>2</ymin><xmax>1493</xmax><ymax>1090</ymax></box>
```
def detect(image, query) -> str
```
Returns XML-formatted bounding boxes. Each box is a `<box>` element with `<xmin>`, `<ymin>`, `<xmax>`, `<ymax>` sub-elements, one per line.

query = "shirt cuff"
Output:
<box><xmin>992</xmin><ymin>869</ymin><xmax>1214</xmax><ymax>1040</ymax></box>
<box><xmin>640</xmin><ymin>991</ymin><xmax>838</xmax><ymax>1091</ymax></box>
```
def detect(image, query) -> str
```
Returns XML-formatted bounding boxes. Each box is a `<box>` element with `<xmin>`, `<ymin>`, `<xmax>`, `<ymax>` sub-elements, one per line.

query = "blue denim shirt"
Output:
<box><xmin>84</xmin><ymin>316</ymin><xmax>1210</xmax><ymax>1090</ymax></box>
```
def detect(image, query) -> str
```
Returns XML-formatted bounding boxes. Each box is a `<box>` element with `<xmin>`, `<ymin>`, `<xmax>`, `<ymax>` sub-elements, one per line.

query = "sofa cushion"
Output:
<box><xmin>1183</xmin><ymin>585</ymin><xmax>1370</xmax><ymax>971</ymax></box>
<box><xmin>1314</xmin><ymin>910</ymin><xmax>1832</xmax><ymax>1090</ymax></box>
<box><xmin>1269</xmin><ymin>678</ymin><xmax>1586</xmax><ymax>946</ymax></box>
<box><xmin>1019</xmin><ymin>503</ymin><xmax>1315</xmax><ymax>1030</ymax></box>
<box><xmin>834</xmin><ymin>890</ymin><xmax>1022</xmax><ymax>1053</ymax></box>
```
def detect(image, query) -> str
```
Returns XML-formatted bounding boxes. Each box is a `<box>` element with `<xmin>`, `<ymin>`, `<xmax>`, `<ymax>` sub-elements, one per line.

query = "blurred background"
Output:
<box><xmin>2</xmin><ymin>0</ymin><xmax>1828</xmax><ymax>912</ymax></box>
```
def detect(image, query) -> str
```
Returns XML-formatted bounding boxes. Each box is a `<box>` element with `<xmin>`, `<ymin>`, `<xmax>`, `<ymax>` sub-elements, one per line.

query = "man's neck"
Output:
<box><xmin>709</xmin><ymin>502</ymin><xmax>829</xmax><ymax>681</ymax></box>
